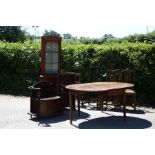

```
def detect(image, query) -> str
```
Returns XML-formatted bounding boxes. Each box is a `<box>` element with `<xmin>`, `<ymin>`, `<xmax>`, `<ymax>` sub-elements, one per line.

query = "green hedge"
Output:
<box><xmin>0</xmin><ymin>41</ymin><xmax>40</xmax><ymax>95</ymax></box>
<box><xmin>0</xmin><ymin>41</ymin><xmax>155</xmax><ymax>105</ymax></box>
<box><xmin>62</xmin><ymin>42</ymin><xmax>155</xmax><ymax>105</ymax></box>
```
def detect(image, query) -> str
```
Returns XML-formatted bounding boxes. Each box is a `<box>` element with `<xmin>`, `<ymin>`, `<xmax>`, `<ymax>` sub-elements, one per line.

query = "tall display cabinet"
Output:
<box><xmin>40</xmin><ymin>36</ymin><xmax>80</xmax><ymax>108</ymax></box>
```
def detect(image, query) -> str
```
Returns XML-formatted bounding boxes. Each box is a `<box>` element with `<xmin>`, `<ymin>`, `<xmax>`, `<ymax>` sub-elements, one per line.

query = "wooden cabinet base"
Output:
<box><xmin>29</xmin><ymin>97</ymin><xmax>63</xmax><ymax>118</ymax></box>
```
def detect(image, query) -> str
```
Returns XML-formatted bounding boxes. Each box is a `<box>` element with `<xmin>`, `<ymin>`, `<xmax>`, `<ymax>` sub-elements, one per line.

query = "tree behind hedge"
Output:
<box><xmin>0</xmin><ymin>26</ymin><xmax>27</xmax><ymax>43</ymax></box>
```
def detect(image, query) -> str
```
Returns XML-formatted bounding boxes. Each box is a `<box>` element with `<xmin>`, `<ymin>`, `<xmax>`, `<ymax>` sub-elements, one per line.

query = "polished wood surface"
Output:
<box><xmin>66</xmin><ymin>82</ymin><xmax>134</xmax><ymax>124</ymax></box>
<box><xmin>28</xmin><ymin>81</ymin><xmax>63</xmax><ymax>118</ymax></box>
<box><xmin>66</xmin><ymin>82</ymin><xmax>134</xmax><ymax>92</ymax></box>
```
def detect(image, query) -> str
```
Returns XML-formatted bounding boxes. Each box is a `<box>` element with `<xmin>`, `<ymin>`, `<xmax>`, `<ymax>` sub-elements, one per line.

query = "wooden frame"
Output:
<box><xmin>39</xmin><ymin>36</ymin><xmax>81</xmax><ymax>108</ymax></box>
<box><xmin>28</xmin><ymin>81</ymin><xmax>63</xmax><ymax>118</ymax></box>
<box><xmin>40</xmin><ymin>36</ymin><xmax>61</xmax><ymax>82</ymax></box>
<box><xmin>66</xmin><ymin>82</ymin><xmax>134</xmax><ymax>124</ymax></box>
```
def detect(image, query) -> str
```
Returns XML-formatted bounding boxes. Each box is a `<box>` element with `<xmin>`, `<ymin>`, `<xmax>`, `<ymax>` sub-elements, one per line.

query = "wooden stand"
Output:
<box><xmin>28</xmin><ymin>81</ymin><xmax>63</xmax><ymax>119</ymax></box>
<box><xmin>40</xmin><ymin>72</ymin><xmax>81</xmax><ymax>108</ymax></box>
<box><xmin>28</xmin><ymin>36</ymin><xmax>81</xmax><ymax>119</ymax></box>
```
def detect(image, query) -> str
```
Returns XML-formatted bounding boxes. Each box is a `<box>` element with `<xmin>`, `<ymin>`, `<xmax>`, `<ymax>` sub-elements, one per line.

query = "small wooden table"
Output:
<box><xmin>65</xmin><ymin>82</ymin><xmax>134</xmax><ymax>124</ymax></box>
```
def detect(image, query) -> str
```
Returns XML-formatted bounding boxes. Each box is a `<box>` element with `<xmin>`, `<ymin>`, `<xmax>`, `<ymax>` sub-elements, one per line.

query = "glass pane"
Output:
<box><xmin>52</xmin><ymin>42</ymin><xmax>58</xmax><ymax>53</ymax></box>
<box><xmin>52</xmin><ymin>64</ymin><xmax>58</xmax><ymax>73</ymax></box>
<box><xmin>45</xmin><ymin>42</ymin><xmax>53</xmax><ymax>53</ymax></box>
<box><xmin>45</xmin><ymin>53</ymin><xmax>52</xmax><ymax>64</ymax></box>
<box><xmin>45</xmin><ymin>41</ymin><xmax>59</xmax><ymax>74</ymax></box>
<box><xmin>52</xmin><ymin>53</ymin><xmax>58</xmax><ymax>63</ymax></box>
<box><xmin>45</xmin><ymin>64</ymin><xmax>52</xmax><ymax>74</ymax></box>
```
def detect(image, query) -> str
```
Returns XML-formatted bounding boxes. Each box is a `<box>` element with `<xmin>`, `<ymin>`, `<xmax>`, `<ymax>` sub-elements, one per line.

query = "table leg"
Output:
<box><xmin>69</xmin><ymin>91</ymin><xmax>73</xmax><ymax>124</ymax></box>
<box><xmin>99</xmin><ymin>95</ymin><xmax>104</xmax><ymax>113</ymax></box>
<box><xmin>123</xmin><ymin>91</ymin><xmax>126</xmax><ymax>121</ymax></box>
<box><xmin>77</xmin><ymin>95</ymin><xmax>81</xmax><ymax>116</ymax></box>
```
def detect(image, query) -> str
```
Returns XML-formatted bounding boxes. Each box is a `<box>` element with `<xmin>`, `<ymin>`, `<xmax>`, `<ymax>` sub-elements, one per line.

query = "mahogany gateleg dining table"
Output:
<box><xmin>65</xmin><ymin>82</ymin><xmax>134</xmax><ymax>124</ymax></box>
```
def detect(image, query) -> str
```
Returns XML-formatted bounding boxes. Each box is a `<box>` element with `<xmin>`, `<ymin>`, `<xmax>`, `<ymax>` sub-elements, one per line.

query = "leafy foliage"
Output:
<box><xmin>121</xmin><ymin>31</ymin><xmax>155</xmax><ymax>43</ymax></box>
<box><xmin>0</xmin><ymin>41</ymin><xmax>155</xmax><ymax>105</ymax></box>
<box><xmin>62</xmin><ymin>31</ymin><xmax>155</xmax><ymax>45</ymax></box>
<box><xmin>78</xmin><ymin>35</ymin><xmax>114</xmax><ymax>44</ymax></box>
<box><xmin>0</xmin><ymin>26</ymin><xmax>28</xmax><ymax>42</ymax></box>
<box><xmin>62</xmin><ymin>42</ymin><xmax>155</xmax><ymax>105</ymax></box>
<box><xmin>63</xmin><ymin>33</ymin><xmax>73</xmax><ymax>39</ymax></box>
<box><xmin>43</xmin><ymin>30</ymin><xmax>61</xmax><ymax>37</ymax></box>
<box><xmin>0</xmin><ymin>41</ymin><xmax>40</xmax><ymax>95</ymax></box>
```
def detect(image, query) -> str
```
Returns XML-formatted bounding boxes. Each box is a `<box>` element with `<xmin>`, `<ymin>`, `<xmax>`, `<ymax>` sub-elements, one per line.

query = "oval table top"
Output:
<box><xmin>65</xmin><ymin>82</ymin><xmax>134</xmax><ymax>93</ymax></box>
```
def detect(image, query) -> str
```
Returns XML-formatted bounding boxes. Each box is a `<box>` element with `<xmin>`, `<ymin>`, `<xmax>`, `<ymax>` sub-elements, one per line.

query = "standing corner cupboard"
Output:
<box><xmin>40</xmin><ymin>35</ymin><xmax>80</xmax><ymax>108</ymax></box>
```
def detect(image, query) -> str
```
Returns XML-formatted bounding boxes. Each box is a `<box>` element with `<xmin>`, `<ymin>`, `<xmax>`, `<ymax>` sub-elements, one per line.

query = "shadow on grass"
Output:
<box><xmin>78</xmin><ymin>116</ymin><xmax>152</xmax><ymax>129</ymax></box>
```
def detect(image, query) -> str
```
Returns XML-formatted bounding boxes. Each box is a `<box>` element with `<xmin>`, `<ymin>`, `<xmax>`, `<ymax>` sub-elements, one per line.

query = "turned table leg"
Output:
<box><xmin>123</xmin><ymin>90</ymin><xmax>126</xmax><ymax>121</ymax></box>
<box><xmin>69</xmin><ymin>91</ymin><xmax>73</xmax><ymax>124</ymax></box>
